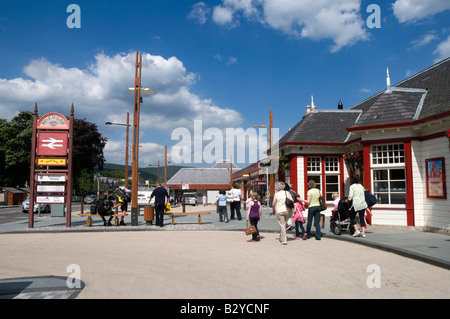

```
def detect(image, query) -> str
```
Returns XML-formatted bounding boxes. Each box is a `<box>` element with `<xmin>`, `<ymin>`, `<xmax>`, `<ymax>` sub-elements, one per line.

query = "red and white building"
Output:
<box><xmin>241</xmin><ymin>58</ymin><xmax>450</xmax><ymax>233</ymax></box>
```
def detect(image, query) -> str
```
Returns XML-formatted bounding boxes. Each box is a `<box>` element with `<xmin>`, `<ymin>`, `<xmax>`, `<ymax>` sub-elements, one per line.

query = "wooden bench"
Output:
<box><xmin>78</xmin><ymin>213</ymin><xmax>128</xmax><ymax>227</ymax></box>
<box><xmin>170</xmin><ymin>212</ymin><xmax>211</xmax><ymax>225</ymax></box>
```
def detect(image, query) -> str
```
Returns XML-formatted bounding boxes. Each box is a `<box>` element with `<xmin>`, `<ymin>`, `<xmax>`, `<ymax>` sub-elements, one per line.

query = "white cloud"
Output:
<box><xmin>393</xmin><ymin>0</ymin><xmax>450</xmax><ymax>23</ymax></box>
<box><xmin>213</xmin><ymin>5</ymin><xmax>235</xmax><ymax>25</ymax></box>
<box><xmin>410</xmin><ymin>31</ymin><xmax>438</xmax><ymax>49</ymax></box>
<box><xmin>188</xmin><ymin>2</ymin><xmax>210</xmax><ymax>24</ymax></box>
<box><xmin>0</xmin><ymin>51</ymin><xmax>243</xmax><ymax>165</ymax></box>
<box><xmin>434</xmin><ymin>35</ymin><xmax>450</xmax><ymax>62</ymax></box>
<box><xmin>208</xmin><ymin>0</ymin><xmax>368</xmax><ymax>52</ymax></box>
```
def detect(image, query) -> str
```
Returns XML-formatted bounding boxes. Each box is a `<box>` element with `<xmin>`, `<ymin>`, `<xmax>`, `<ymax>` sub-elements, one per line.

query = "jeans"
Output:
<box><xmin>295</xmin><ymin>221</ymin><xmax>306</xmax><ymax>238</ymax></box>
<box><xmin>218</xmin><ymin>205</ymin><xmax>228</xmax><ymax>222</ymax></box>
<box><xmin>306</xmin><ymin>206</ymin><xmax>321</xmax><ymax>239</ymax></box>
<box><xmin>249</xmin><ymin>217</ymin><xmax>260</xmax><ymax>240</ymax></box>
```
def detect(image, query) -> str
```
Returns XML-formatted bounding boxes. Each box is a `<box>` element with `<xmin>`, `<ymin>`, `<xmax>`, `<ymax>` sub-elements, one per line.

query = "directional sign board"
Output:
<box><xmin>36</xmin><ymin>131</ymin><xmax>68</xmax><ymax>156</ymax></box>
<box><xmin>37</xmin><ymin>174</ymin><xmax>66</xmax><ymax>182</ymax></box>
<box><xmin>37</xmin><ymin>158</ymin><xmax>67</xmax><ymax>166</ymax></box>
<box><xmin>36</xmin><ymin>196</ymin><xmax>65</xmax><ymax>204</ymax></box>
<box><xmin>36</xmin><ymin>185</ymin><xmax>66</xmax><ymax>193</ymax></box>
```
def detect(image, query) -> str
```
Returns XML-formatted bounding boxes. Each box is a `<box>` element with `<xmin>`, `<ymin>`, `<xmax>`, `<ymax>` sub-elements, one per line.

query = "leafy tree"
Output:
<box><xmin>0</xmin><ymin>111</ymin><xmax>33</xmax><ymax>186</ymax></box>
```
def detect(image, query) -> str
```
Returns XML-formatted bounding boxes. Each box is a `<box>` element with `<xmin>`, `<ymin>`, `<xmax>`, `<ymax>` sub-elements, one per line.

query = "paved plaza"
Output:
<box><xmin>0</xmin><ymin>204</ymin><xmax>449</xmax><ymax>300</ymax></box>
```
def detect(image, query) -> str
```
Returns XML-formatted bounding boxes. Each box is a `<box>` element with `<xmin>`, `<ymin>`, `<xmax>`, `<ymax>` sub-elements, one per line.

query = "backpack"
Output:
<box><xmin>96</xmin><ymin>196</ymin><xmax>113</xmax><ymax>215</ymax></box>
<box><xmin>114</xmin><ymin>188</ymin><xmax>131</xmax><ymax>203</ymax></box>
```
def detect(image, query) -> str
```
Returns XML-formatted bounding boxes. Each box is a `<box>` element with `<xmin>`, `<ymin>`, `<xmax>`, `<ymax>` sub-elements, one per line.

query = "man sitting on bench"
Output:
<box><xmin>96</xmin><ymin>191</ymin><xmax>114</xmax><ymax>226</ymax></box>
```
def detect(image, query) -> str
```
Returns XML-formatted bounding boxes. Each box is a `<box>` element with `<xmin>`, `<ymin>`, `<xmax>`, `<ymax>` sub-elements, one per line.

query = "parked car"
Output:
<box><xmin>184</xmin><ymin>193</ymin><xmax>197</xmax><ymax>206</ymax></box>
<box><xmin>21</xmin><ymin>198</ymin><xmax>50</xmax><ymax>214</ymax></box>
<box><xmin>84</xmin><ymin>194</ymin><xmax>97</xmax><ymax>204</ymax></box>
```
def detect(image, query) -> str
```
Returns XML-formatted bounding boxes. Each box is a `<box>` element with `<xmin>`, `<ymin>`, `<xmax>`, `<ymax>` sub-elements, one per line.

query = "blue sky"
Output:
<box><xmin>1</xmin><ymin>0</ymin><xmax>449</xmax><ymax>168</ymax></box>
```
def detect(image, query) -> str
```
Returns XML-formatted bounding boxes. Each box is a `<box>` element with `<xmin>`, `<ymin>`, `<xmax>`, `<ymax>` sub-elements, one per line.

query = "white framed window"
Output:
<box><xmin>325</xmin><ymin>157</ymin><xmax>340</xmax><ymax>201</ymax></box>
<box><xmin>371</xmin><ymin>144</ymin><xmax>406</xmax><ymax>205</ymax></box>
<box><xmin>307</xmin><ymin>157</ymin><xmax>321</xmax><ymax>172</ymax></box>
<box><xmin>307</xmin><ymin>156</ymin><xmax>340</xmax><ymax>201</ymax></box>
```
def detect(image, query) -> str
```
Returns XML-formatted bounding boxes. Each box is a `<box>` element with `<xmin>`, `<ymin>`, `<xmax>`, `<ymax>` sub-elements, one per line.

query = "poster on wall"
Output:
<box><xmin>426</xmin><ymin>157</ymin><xmax>447</xmax><ymax>199</ymax></box>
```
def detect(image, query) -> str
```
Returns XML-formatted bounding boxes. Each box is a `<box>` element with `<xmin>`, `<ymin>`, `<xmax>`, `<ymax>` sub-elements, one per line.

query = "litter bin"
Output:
<box><xmin>144</xmin><ymin>206</ymin><xmax>154</xmax><ymax>225</ymax></box>
<box><xmin>51</xmin><ymin>204</ymin><xmax>65</xmax><ymax>217</ymax></box>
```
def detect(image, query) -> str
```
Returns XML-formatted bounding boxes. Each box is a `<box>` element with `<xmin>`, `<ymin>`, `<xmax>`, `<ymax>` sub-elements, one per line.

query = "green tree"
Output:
<box><xmin>77</xmin><ymin>168</ymin><xmax>95</xmax><ymax>195</ymax></box>
<box><xmin>0</xmin><ymin>111</ymin><xmax>33</xmax><ymax>187</ymax></box>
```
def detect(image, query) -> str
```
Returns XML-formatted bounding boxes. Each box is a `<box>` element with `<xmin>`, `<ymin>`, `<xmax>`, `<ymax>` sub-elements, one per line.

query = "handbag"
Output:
<box><xmin>245</xmin><ymin>220</ymin><xmax>257</xmax><ymax>235</ymax></box>
<box><xmin>364</xmin><ymin>190</ymin><xmax>377</xmax><ymax>208</ymax></box>
<box><xmin>319</xmin><ymin>195</ymin><xmax>327</xmax><ymax>211</ymax></box>
<box><xmin>165</xmin><ymin>202</ymin><xmax>171</xmax><ymax>213</ymax></box>
<box><xmin>285</xmin><ymin>191</ymin><xmax>295</xmax><ymax>209</ymax></box>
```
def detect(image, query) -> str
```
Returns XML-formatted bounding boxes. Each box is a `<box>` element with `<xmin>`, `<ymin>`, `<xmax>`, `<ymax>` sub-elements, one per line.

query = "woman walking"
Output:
<box><xmin>272</xmin><ymin>182</ymin><xmax>293</xmax><ymax>245</ymax></box>
<box><xmin>348</xmin><ymin>175</ymin><xmax>368</xmax><ymax>237</ymax></box>
<box><xmin>247</xmin><ymin>193</ymin><xmax>262</xmax><ymax>242</ymax></box>
<box><xmin>303</xmin><ymin>180</ymin><xmax>322</xmax><ymax>240</ymax></box>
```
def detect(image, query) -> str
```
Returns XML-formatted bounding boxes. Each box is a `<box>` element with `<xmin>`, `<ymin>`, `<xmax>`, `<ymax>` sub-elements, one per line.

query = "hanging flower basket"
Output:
<box><xmin>343</xmin><ymin>150</ymin><xmax>363</xmax><ymax>172</ymax></box>
<box><xmin>279</xmin><ymin>155</ymin><xmax>291</xmax><ymax>173</ymax></box>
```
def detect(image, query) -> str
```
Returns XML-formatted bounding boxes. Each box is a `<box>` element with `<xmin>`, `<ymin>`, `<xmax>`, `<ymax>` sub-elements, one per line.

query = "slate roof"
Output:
<box><xmin>351</xmin><ymin>89</ymin><xmax>426</xmax><ymax>127</ymax></box>
<box><xmin>167</xmin><ymin>167</ymin><xmax>238</xmax><ymax>185</ymax></box>
<box><xmin>278</xmin><ymin>110</ymin><xmax>361</xmax><ymax>145</ymax></box>
<box><xmin>350</xmin><ymin>57</ymin><xmax>450</xmax><ymax>129</ymax></box>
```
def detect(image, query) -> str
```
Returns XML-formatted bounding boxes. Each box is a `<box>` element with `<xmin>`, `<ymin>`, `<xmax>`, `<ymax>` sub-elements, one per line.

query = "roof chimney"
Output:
<box><xmin>306</xmin><ymin>104</ymin><xmax>311</xmax><ymax>114</ymax></box>
<box><xmin>338</xmin><ymin>100</ymin><xmax>343</xmax><ymax>110</ymax></box>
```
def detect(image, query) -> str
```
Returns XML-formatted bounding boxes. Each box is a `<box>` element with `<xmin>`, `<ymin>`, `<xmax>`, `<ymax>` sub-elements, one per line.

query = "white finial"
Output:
<box><xmin>387</xmin><ymin>67</ymin><xmax>391</xmax><ymax>88</ymax></box>
<box><xmin>311</xmin><ymin>95</ymin><xmax>316</xmax><ymax>109</ymax></box>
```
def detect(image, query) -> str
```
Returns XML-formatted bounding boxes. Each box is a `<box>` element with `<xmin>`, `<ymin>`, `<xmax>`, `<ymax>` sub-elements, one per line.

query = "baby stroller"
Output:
<box><xmin>330</xmin><ymin>197</ymin><xmax>355</xmax><ymax>235</ymax></box>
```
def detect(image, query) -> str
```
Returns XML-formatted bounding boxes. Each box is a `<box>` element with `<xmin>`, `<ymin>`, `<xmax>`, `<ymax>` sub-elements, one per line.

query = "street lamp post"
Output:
<box><xmin>129</xmin><ymin>51</ymin><xmax>155</xmax><ymax>226</ymax></box>
<box><xmin>251</xmin><ymin>110</ymin><xmax>274</xmax><ymax>205</ymax></box>
<box><xmin>105</xmin><ymin>112</ymin><xmax>130</xmax><ymax>188</ymax></box>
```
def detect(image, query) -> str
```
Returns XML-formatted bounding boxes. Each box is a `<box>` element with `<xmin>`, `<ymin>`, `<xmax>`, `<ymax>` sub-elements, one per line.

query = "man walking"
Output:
<box><xmin>150</xmin><ymin>183</ymin><xmax>169</xmax><ymax>227</ymax></box>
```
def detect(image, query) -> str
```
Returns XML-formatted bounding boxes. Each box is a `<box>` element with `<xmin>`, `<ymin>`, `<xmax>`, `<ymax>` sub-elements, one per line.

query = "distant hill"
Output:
<box><xmin>95</xmin><ymin>163</ymin><xmax>189</xmax><ymax>182</ymax></box>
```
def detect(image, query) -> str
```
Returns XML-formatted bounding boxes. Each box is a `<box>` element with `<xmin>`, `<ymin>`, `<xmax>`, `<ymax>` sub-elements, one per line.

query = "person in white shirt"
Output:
<box><xmin>229</xmin><ymin>184</ymin><xmax>242</xmax><ymax>220</ymax></box>
<box><xmin>348</xmin><ymin>175</ymin><xmax>368</xmax><ymax>237</ymax></box>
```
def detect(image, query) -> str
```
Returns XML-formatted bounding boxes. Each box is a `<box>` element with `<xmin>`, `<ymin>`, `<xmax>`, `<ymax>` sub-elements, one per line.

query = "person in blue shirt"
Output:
<box><xmin>211</xmin><ymin>190</ymin><xmax>230</xmax><ymax>223</ymax></box>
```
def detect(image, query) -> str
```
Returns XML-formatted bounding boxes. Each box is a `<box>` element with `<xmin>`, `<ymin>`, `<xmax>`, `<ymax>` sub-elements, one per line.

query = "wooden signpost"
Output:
<box><xmin>28</xmin><ymin>104</ymin><xmax>74</xmax><ymax>228</ymax></box>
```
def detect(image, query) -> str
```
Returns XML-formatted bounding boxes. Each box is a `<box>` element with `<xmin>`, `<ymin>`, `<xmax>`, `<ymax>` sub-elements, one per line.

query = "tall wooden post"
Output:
<box><xmin>28</xmin><ymin>103</ymin><xmax>38</xmax><ymax>228</ymax></box>
<box><xmin>131</xmin><ymin>51</ymin><xmax>142</xmax><ymax>226</ymax></box>
<box><xmin>66</xmin><ymin>104</ymin><xmax>74</xmax><ymax>227</ymax></box>
<box><xmin>125</xmin><ymin>112</ymin><xmax>129</xmax><ymax>189</ymax></box>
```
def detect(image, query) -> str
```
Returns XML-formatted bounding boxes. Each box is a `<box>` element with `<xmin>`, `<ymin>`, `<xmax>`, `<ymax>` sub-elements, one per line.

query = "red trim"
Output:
<box><xmin>279</xmin><ymin>138</ymin><xmax>362</xmax><ymax>149</ymax></box>
<box><xmin>290</xmin><ymin>156</ymin><xmax>298</xmax><ymax>193</ymax></box>
<box><xmin>321</xmin><ymin>157</ymin><xmax>326</xmax><ymax>198</ymax></box>
<box><xmin>347</xmin><ymin>110</ymin><xmax>450</xmax><ymax>133</ymax></box>
<box><xmin>404</xmin><ymin>141</ymin><xmax>415</xmax><ymax>227</ymax></box>
<box><xmin>363</xmin><ymin>144</ymin><xmax>371</xmax><ymax>191</ymax></box>
<box><xmin>303</xmin><ymin>155</ymin><xmax>308</xmax><ymax>199</ymax></box>
<box><xmin>339</xmin><ymin>156</ymin><xmax>345</xmax><ymax>198</ymax></box>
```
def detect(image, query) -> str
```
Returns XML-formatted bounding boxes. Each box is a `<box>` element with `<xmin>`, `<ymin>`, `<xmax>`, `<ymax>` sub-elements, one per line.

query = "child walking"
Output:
<box><xmin>211</xmin><ymin>190</ymin><xmax>230</xmax><ymax>223</ymax></box>
<box><xmin>293</xmin><ymin>194</ymin><xmax>306</xmax><ymax>240</ymax></box>
<box><xmin>247</xmin><ymin>193</ymin><xmax>262</xmax><ymax>242</ymax></box>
